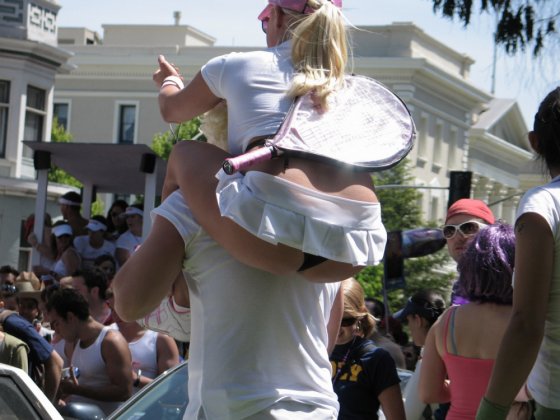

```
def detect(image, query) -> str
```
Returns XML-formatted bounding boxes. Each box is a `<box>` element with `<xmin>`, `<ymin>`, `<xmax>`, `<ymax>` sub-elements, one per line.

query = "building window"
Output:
<box><xmin>118</xmin><ymin>104</ymin><xmax>136</xmax><ymax>144</ymax></box>
<box><xmin>53</xmin><ymin>102</ymin><xmax>69</xmax><ymax>130</ymax></box>
<box><xmin>0</xmin><ymin>80</ymin><xmax>9</xmax><ymax>158</ymax></box>
<box><xmin>23</xmin><ymin>85</ymin><xmax>46</xmax><ymax>158</ymax></box>
<box><xmin>447</xmin><ymin>128</ymin><xmax>458</xmax><ymax>169</ymax></box>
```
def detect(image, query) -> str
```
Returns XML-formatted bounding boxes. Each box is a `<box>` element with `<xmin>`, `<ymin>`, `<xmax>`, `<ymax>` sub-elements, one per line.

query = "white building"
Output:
<box><xmin>0</xmin><ymin>4</ymin><xmax>544</xmax><ymax>269</ymax></box>
<box><xmin>0</xmin><ymin>0</ymin><xmax>73</xmax><ymax>269</ymax></box>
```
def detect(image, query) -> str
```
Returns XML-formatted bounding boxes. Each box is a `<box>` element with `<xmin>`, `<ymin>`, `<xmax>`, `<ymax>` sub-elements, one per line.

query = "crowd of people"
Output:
<box><xmin>0</xmin><ymin>191</ymin><xmax>186</xmax><ymax>416</ymax></box>
<box><xmin>2</xmin><ymin>0</ymin><xmax>560</xmax><ymax>419</ymax></box>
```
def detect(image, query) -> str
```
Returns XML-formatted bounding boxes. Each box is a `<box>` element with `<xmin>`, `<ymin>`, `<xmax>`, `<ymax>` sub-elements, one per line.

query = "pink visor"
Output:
<box><xmin>258</xmin><ymin>0</ymin><xmax>342</xmax><ymax>21</ymax></box>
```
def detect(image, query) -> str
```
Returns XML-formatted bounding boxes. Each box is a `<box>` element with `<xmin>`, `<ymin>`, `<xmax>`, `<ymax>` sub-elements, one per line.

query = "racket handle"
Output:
<box><xmin>222</xmin><ymin>145</ymin><xmax>278</xmax><ymax>175</ymax></box>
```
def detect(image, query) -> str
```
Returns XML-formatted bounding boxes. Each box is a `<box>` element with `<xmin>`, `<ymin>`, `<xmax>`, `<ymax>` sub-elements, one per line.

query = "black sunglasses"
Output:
<box><xmin>441</xmin><ymin>220</ymin><xmax>487</xmax><ymax>239</ymax></box>
<box><xmin>1</xmin><ymin>284</ymin><xmax>17</xmax><ymax>294</ymax></box>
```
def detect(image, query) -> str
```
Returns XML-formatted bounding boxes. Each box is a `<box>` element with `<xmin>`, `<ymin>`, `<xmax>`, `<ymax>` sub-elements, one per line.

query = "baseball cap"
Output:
<box><xmin>124</xmin><ymin>207</ymin><xmax>144</xmax><ymax>217</ymax></box>
<box><xmin>58</xmin><ymin>191</ymin><xmax>82</xmax><ymax>207</ymax></box>
<box><xmin>258</xmin><ymin>0</ymin><xmax>342</xmax><ymax>21</ymax></box>
<box><xmin>86</xmin><ymin>219</ymin><xmax>107</xmax><ymax>232</ymax></box>
<box><xmin>52</xmin><ymin>224</ymin><xmax>73</xmax><ymax>237</ymax></box>
<box><xmin>394</xmin><ymin>298</ymin><xmax>436</xmax><ymax>323</ymax></box>
<box><xmin>445</xmin><ymin>199</ymin><xmax>495</xmax><ymax>224</ymax></box>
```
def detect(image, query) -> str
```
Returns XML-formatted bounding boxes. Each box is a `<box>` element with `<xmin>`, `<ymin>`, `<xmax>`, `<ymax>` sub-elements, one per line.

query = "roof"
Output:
<box><xmin>23</xmin><ymin>142</ymin><xmax>167</xmax><ymax>195</ymax></box>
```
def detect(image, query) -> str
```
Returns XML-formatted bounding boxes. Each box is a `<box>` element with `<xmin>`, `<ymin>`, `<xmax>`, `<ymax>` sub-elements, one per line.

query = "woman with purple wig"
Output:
<box><xmin>418</xmin><ymin>222</ymin><xmax>530</xmax><ymax>419</ymax></box>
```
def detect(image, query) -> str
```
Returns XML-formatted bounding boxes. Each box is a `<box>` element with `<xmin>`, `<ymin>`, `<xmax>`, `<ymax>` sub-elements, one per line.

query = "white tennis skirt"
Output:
<box><xmin>215</xmin><ymin>169</ymin><xmax>387</xmax><ymax>266</ymax></box>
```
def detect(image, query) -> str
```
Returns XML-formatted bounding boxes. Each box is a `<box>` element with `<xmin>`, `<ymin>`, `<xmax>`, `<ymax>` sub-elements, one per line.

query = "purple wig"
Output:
<box><xmin>456</xmin><ymin>221</ymin><xmax>515</xmax><ymax>305</ymax></box>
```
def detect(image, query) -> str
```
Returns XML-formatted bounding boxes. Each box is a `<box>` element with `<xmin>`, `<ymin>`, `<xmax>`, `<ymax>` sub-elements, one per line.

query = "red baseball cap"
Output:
<box><xmin>445</xmin><ymin>199</ymin><xmax>495</xmax><ymax>224</ymax></box>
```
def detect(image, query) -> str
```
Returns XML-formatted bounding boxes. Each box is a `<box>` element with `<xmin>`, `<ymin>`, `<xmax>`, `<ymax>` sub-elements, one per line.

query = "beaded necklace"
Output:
<box><xmin>332</xmin><ymin>335</ymin><xmax>357</xmax><ymax>384</ymax></box>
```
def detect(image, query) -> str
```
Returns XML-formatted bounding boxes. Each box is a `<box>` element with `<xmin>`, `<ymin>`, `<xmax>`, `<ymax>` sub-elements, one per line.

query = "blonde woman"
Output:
<box><xmin>330</xmin><ymin>278</ymin><xmax>405</xmax><ymax>419</ymax></box>
<box><xmin>153</xmin><ymin>0</ymin><xmax>386</xmax><ymax>284</ymax></box>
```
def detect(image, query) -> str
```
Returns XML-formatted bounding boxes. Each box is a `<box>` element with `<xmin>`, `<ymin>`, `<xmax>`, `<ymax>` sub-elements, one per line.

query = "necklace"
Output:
<box><xmin>332</xmin><ymin>336</ymin><xmax>357</xmax><ymax>384</ymax></box>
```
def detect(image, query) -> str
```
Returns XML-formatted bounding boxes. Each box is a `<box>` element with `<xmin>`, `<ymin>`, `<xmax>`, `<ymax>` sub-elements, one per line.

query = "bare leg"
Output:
<box><xmin>165</xmin><ymin>140</ymin><xmax>371</xmax><ymax>282</ymax></box>
<box><xmin>166</xmin><ymin>140</ymin><xmax>304</xmax><ymax>276</ymax></box>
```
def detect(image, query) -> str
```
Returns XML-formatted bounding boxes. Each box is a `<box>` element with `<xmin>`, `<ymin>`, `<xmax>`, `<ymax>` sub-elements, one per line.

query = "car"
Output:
<box><xmin>0</xmin><ymin>363</ymin><xmax>63</xmax><ymax>419</ymax></box>
<box><xmin>1</xmin><ymin>360</ymin><xmax>411</xmax><ymax>419</ymax></box>
<box><xmin>107</xmin><ymin>361</ymin><xmax>189</xmax><ymax>419</ymax></box>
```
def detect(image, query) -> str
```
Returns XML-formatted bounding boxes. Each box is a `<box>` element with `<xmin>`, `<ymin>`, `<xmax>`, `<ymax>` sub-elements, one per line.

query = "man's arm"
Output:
<box><xmin>326</xmin><ymin>285</ymin><xmax>343</xmax><ymax>355</ymax></box>
<box><xmin>156</xmin><ymin>333</ymin><xmax>181</xmax><ymax>375</ymax></box>
<box><xmin>479</xmin><ymin>213</ymin><xmax>553</xmax><ymax>418</ymax></box>
<box><xmin>42</xmin><ymin>349</ymin><xmax>63</xmax><ymax>402</ymax></box>
<box><xmin>113</xmin><ymin>215</ymin><xmax>185</xmax><ymax>321</ymax></box>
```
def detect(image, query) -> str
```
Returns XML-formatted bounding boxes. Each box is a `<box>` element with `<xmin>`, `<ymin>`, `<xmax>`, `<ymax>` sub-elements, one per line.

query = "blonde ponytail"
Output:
<box><xmin>284</xmin><ymin>0</ymin><xmax>348</xmax><ymax>110</ymax></box>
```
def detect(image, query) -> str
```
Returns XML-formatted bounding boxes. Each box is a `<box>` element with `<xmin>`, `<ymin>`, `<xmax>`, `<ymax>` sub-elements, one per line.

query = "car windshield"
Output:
<box><xmin>110</xmin><ymin>362</ymin><xmax>188</xmax><ymax>419</ymax></box>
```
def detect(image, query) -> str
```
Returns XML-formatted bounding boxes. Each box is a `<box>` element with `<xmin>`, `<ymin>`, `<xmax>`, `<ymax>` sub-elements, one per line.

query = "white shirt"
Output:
<box><xmin>515</xmin><ymin>175</ymin><xmax>560</xmax><ymax>409</ymax></box>
<box><xmin>154</xmin><ymin>191</ymin><xmax>339</xmax><ymax>420</ymax></box>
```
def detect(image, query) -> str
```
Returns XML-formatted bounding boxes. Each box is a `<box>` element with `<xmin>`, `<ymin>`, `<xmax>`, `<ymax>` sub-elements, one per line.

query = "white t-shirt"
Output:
<box><xmin>73</xmin><ymin>236</ymin><xmax>116</xmax><ymax>267</ymax></box>
<box><xmin>115</xmin><ymin>231</ymin><xmax>143</xmax><ymax>254</ymax></box>
<box><xmin>154</xmin><ymin>191</ymin><xmax>339</xmax><ymax>420</ymax></box>
<box><xmin>515</xmin><ymin>175</ymin><xmax>560</xmax><ymax>409</ymax></box>
<box><xmin>201</xmin><ymin>41</ymin><xmax>294</xmax><ymax>155</ymax></box>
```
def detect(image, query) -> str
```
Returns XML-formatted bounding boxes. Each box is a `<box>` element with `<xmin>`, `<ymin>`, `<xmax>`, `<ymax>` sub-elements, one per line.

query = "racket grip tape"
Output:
<box><xmin>222</xmin><ymin>145</ymin><xmax>278</xmax><ymax>175</ymax></box>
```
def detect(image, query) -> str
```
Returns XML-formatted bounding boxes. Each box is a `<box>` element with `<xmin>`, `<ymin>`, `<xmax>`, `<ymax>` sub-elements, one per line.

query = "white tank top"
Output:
<box><xmin>129</xmin><ymin>329</ymin><xmax>158</xmax><ymax>381</ymax></box>
<box><xmin>70</xmin><ymin>326</ymin><xmax>122</xmax><ymax>415</ymax></box>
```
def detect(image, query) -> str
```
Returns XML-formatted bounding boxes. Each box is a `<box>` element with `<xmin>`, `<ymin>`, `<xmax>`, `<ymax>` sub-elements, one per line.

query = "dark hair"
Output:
<box><xmin>408</xmin><ymin>290</ymin><xmax>446</xmax><ymax>326</ymax></box>
<box><xmin>40</xmin><ymin>284</ymin><xmax>60</xmax><ymax>304</ymax></box>
<box><xmin>90</xmin><ymin>214</ymin><xmax>108</xmax><ymax>227</ymax></box>
<box><xmin>457</xmin><ymin>222</ymin><xmax>515</xmax><ymax>305</ymax></box>
<box><xmin>106</xmin><ymin>199</ymin><xmax>128</xmax><ymax>233</ymax></box>
<box><xmin>46</xmin><ymin>288</ymin><xmax>90</xmax><ymax>321</ymax></box>
<box><xmin>93</xmin><ymin>254</ymin><xmax>116</xmax><ymax>268</ymax></box>
<box><xmin>0</xmin><ymin>265</ymin><xmax>19</xmax><ymax>276</ymax></box>
<box><xmin>533</xmin><ymin>87</ymin><xmax>560</xmax><ymax>170</ymax></box>
<box><xmin>73</xmin><ymin>267</ymin><xmax>109</xmax><ymax>300</ymax></box>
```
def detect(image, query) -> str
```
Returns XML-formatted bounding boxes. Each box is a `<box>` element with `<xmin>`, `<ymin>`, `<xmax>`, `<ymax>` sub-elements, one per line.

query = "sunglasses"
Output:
<box><xmin>341</xmin><ymin>317</ymin><xmax>358</xmax><ymax>327</ymax></box>
<box><xmin>441</xmin><ymin>220</ymin><xmax>487</xmax><ymax>239</ymax></box>
<box><xmin>1</xmin><ymin>284</ymin><xmax>17</xmax><ymax>294</ymax></box>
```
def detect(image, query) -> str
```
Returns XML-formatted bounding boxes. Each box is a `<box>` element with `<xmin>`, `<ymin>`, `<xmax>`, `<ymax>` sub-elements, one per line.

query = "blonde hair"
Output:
<box><xmin>284</xmin><ymin>0</ymin><xmax>348</xmax><ymax>110</ymax></box>
<box><xmin>341</xmin><ymin>277</ymin><xmax>376</xmax><ymax>338</ymax></box>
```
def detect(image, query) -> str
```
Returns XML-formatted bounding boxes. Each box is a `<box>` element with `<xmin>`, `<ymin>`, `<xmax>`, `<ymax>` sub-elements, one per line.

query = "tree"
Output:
<box><xmin>49</xmin><ymin>118</ymin><xmax>103</xmax><ymax>215</ymax></box>
<box><xmin>431</xmin><ymin>0</ymin><xmax>558</xmax><ymax>56</ymax></box>
<box><xmin>356</xmin><ymin>160</ymin><xmax>454</xmax><ymax>312</ymax></box>
<box><xmin>151</xmin><ymin>119</ymin><xmax>204</xmax><ymax>160</ymax></box>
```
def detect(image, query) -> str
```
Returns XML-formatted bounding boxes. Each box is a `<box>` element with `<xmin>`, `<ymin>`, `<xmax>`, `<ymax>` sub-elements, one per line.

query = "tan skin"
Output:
<box><xmin>154</xmin><ymin>5</ymin><xmax>378</xmax><ymax>283</ymax></box>
<box><xmin>109</xmin><ymin>303</ymin><xmax>180</xmax><ymax>389</ymax></box>
<box><xmin>445</xmin><ymin>214</ymin><xmax>488</xmax><ymax>263</ymax></box>
<box><xmin>335</xmin><ymin>316</ymin><xmax>406</xmax><ymax>420</ymax></box>
<box><xmin>482</xmin><ymin>131</ymin><xmax>555</xmax><ymax>411</ymax></box>
<box><xmin>49</xmin><ymin>310</ymin><xmax>132</xmax><ymax>404</ymax></box>
<box><xmin>419</xmin><ymin>303</ymin><xmax>513</xmax><ymax>404</ymax></box>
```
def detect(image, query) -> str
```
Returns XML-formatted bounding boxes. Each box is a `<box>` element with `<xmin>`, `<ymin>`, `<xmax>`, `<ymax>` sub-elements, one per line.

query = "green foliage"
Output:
<box><xmin>356</xmin><ymin>159</ymin><xmax>453</xmax><ymax>313</ymax></box>
<box><xmin>48</xmin><ymin>118</ymin><xmax>104</xmax><ymax>216</ymax></box>
<box><xmin>48</xmin><ymin>118</ymin><xmax>81</xmax><ymax>188</ymax></box>
<box><xmin>151</xmin><ymin>119</ymin><xmax>204</xmax><ymax>160</ymax></box>
<box><xmin>431</xmin><ymin>0</ymin><xmax>558</xmax><ymax>56</ymax></box>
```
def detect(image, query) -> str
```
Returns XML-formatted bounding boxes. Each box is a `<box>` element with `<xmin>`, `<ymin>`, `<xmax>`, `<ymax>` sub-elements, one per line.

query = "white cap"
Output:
<box><xmin>86</xmin><ymin>219</ymin><xmax>107</xmax><ymax>232</ymax></box>
<box><xmin>125</xmin><ymin>207</ymin><xmax>144</xmax><ymax>217</ymax></box>
<box><xmin>52</xmin><ymin>224</ymin><xmax>73</xmax><ymax>237</ymax></box>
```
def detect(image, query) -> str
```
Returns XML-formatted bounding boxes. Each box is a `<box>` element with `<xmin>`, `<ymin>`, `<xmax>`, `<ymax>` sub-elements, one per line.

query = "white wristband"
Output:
<box><xmin>161</xmin><ymin>75</ymin><xmax>185</xmax><ymax>90</ymax></box>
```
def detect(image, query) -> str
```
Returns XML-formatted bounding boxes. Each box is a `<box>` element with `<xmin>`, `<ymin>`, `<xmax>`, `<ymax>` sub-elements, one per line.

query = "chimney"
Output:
<box><xmin>173</xmin><ymin>11</ymin><xmax>181</xmax><ymax>26</ymax></box>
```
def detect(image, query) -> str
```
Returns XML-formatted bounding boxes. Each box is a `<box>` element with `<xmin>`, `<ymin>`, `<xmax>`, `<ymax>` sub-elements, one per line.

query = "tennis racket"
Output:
<box><xmin>222</xmin><ymin>74</ymin><xmax>416</xmax><ymax>174</ymax></box>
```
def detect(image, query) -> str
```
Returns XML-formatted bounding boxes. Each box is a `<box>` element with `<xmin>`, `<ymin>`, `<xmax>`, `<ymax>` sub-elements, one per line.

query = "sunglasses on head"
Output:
<box><xmin>441</xmin><ymin>220</ymin><xmax>487</xmax><ymax>239</ymax></box>
<box><xmin>341</xmin><ymin>317</ymin><xmax>358</xmax><ymax>327</ymax></box>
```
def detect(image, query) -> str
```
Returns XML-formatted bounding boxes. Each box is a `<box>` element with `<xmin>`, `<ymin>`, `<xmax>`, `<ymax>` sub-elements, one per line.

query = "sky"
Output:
<box><xmin>56</xmin><ymin>0</ymin><xmax>559</xmax><ymax>129</ymax></box>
